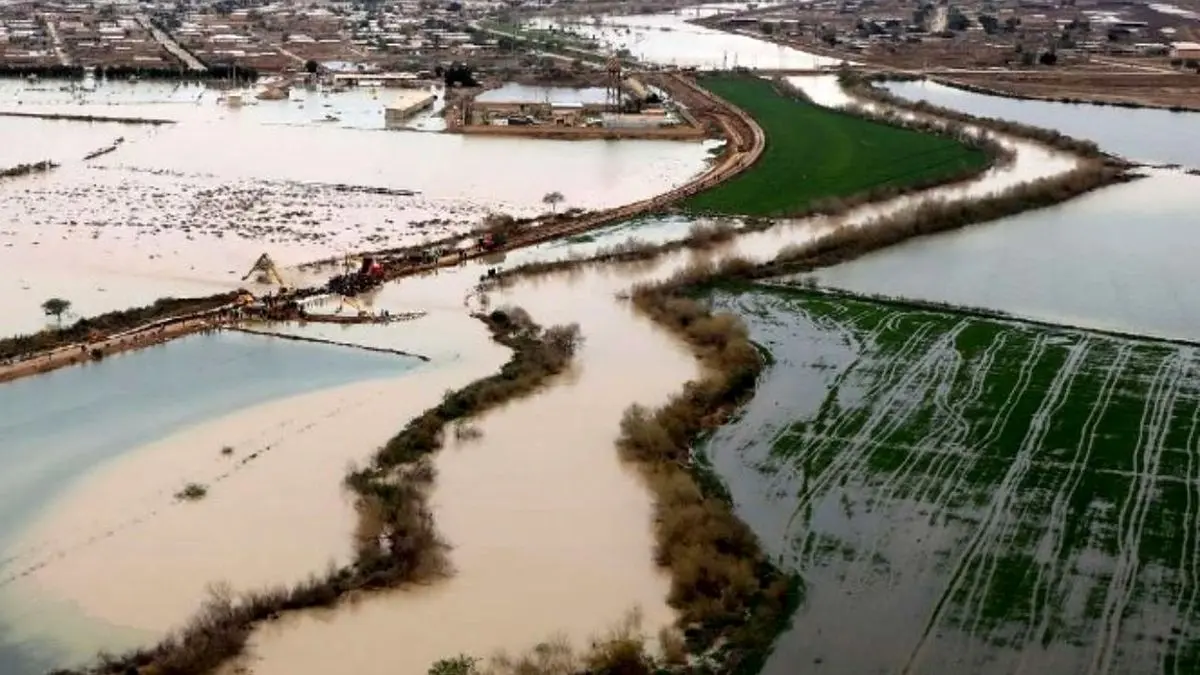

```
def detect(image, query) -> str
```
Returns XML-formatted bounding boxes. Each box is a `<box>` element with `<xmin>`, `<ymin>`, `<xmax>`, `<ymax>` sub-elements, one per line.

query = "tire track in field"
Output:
<box><xmin>789</xmin><ymin>318</ymin><xmax>943</xmax><ymax>564</ymax></box>
<box><xmin>917</xmin><ymin>331</ymin><xmax>1048</xmax><ymax>520</ymax></box>
<box><xmin>775</xmin><ymin>314</ymin><xmax>933</xmax><ymax>503</ymax></box>
<box><xmin>796</xmin><ymin>321</ymin><xmax>970</xmax><ymax>568</ymax></box>
<box><xmin>900</xmin><ymin>332</ymin><xmax>1050</xmax><ymax>675</ymax></box>
<box><xmin>960</xmin><ymin>339</ymin><xmax>1090</xmax><ymax>646</ymax></box>
<box><xmin>1169</xmin><ymin>370</ymin><xmax>1200</xmax><ymax>675</ymax></box>
<box><xmin>842</xmin><ymin>328</ymin><xmax>984</xmax><ymax>585</ymax></box>
<box><xmin>1089</xmin><ymin>350</ymin><xmax>1190</xmax><ymax>675</ymax></box>
<box><xmin>1019</xmin><ymin>342</ymin><xmax>1132</xmax><ymax>664</ymax></box>
<box><xmin>910</xmin><ymin>329</ymin><xmax>1010</xmax><ymax>513</ymax></box>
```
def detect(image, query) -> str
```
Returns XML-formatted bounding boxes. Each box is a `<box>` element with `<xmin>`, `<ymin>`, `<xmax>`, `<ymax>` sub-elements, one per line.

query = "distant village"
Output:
<box><xmin>0</xmin><ymin>0</ymin><xmax>566</xmax><ymax>78</ymax></box>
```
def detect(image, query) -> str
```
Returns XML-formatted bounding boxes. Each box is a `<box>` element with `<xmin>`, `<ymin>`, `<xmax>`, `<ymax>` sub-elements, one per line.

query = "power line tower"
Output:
<box><xmin>605</xmin><ymin>54</ymin><xmax>623</xmax><ymax>113</ymax></box>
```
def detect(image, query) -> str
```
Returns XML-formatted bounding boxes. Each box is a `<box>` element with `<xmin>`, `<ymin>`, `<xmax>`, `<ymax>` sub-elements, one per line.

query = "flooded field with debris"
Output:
<box><xmin>708</xmin><ymin>285</ymin><xmax>1200</xmax><ymax>674</ymax></box>
<box><xmin>0</xmin><ymin>78</ymin><xmax>710</xmax><ymax>335</ymax></box>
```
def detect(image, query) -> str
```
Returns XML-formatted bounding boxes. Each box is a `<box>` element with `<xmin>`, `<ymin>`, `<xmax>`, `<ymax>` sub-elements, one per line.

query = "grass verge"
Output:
<box><xmin>684</xmin><ymin>75</ymin><xmax>992</xmax><ymax>216</ymax></box>
<box><xmin>59</xmin><ymin>307</ymin><xmax>580</xmax><ymax>675</ymax></box>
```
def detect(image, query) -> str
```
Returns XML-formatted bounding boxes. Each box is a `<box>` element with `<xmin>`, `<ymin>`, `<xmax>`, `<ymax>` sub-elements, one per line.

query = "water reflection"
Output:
<box><xmin>886</xmin><ymin>80</ymin><xmax>1200</xmax><ymax>168</ymax></box>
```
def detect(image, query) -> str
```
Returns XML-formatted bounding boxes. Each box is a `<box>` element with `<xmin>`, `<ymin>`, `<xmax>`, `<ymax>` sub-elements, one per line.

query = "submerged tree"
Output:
<box><xmin>41</xmin><ymin>297</ymin><xmax>71</xmax><ymax>327</ymax></box>
<box><xmin>542</xmin><ymin>191</ymin><xmax>565</xmax><ymax>213</ymax></box>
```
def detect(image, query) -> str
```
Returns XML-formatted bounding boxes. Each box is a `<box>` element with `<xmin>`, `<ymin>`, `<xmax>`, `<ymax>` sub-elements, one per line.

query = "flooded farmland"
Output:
<box><xmin>0</xmin><ymin>330</ymin><xmax>424</xmax><ymax>672</ymax></box>
<box><xmin>708</xmin><ymin>285</ymin><xmax>1200</xmax><ymax>674</ymax></box>
<box><xmin>0</xmin><ymin>79</ymin><xmax>709</xmax><ymax>335</ymax></box>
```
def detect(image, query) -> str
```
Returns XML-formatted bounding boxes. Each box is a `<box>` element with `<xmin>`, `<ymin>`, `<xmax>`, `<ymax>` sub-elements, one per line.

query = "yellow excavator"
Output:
<box><xmin>241</xmin><ymin>253</ymin><xmax>292</xmax><ymax>296</ymax></box>
<box><xmin>338</xmin><ymin>295</ymin><xmax>369</xmax><ymax>317</ymax></box>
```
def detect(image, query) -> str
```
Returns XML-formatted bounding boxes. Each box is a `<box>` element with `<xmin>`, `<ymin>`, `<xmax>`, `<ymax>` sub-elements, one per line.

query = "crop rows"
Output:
<box><xmin>708</xmin><ymin>286</ymin><xmax>1200</xmax><ymax>674</ymax></box>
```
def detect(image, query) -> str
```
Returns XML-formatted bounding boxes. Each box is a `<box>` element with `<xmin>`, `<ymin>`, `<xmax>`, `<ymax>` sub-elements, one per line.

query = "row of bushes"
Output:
<box><xmin>0</xmin><ymin>160</ymin><xmax>58</xmax><ymax>179</ymax></box>
<box><xmin>490</xmin><ymin>160</ymin><xmax>1131</xmax><ymax>293</ymax></box>
<box><xmin>57</xmin><ymin>308</ymin><xmax>581</xmax><ymax>675</ymax></box>
<box><xmin>839</xmin><ymin>70</ymin><xmax>1114</xmax><ymax>161</ymax></box>
<box><xmin>933</xmin><ymin>77</ymin><xmax>1200</xmax><ymax>114</ymax></box>
<box><xmin>84</xmin><ymin>137</ymin><xmax>126</xmax><ymax>161</ymax></box>
<box><xmin>0</xmin><ymin>293</ymin><xmax>240</xmax><ymax>362</ymax></box>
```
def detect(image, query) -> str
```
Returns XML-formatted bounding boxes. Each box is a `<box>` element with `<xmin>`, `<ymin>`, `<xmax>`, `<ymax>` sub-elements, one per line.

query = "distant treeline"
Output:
<box><xmin>0</xmin><ymin>63</ymin><xmax>259</xmax><ymax>82</ymax></box>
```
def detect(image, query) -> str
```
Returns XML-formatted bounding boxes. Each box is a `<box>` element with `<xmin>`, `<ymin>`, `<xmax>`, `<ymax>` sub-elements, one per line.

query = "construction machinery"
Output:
<box><xmin>242</xmin><ymin>253</ymin><xmax>292</xmax><ymax>296</ymax></box>
<box><xmin>326</xmin><ymin>256</ymin><xmax>386</xmax><ymax>296</ymax></box>
<box><xmin>338</xmin><ymin>295</ymin><xmax>369</xmax><ymax>317</ymax></box>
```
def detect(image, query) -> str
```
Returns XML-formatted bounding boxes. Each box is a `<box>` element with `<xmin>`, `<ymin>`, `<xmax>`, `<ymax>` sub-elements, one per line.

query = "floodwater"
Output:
<box><xmin>885</xmin><ymin>79</ymin><xmax>1200</xmax><ymax>168</ymax></box>
<box><xmin>0</xmin><ymin>330</ymin><xmax>425</xmax><ymax>673</ymax></box>
<box><xmin>815</xmin><ymin>169</ymin><xmax>1200</xmax><ymax>342</ymax></box>
<box><xmin>705</xmin><ymin>286</ymin><xmax>1200</xmax><ymax>674</ymax></box>
<box><xmin>218</xmin><ymin>69</ymin><xmax>1088</xmax><ymax>674</ymax></box>
<box><xmin>812</xmin><ymin>79</ymin><xmax>1200</xmax><ymax>341</ymax></box>
<box><xmin>0</xmin><ymin>78</ymin><xmax>708</xmax><ymax>335</ymax></box>
<box><xmin>534</xmin><ymin>5</ymin><xmax>838</xmax><ymax>70</ymax></box>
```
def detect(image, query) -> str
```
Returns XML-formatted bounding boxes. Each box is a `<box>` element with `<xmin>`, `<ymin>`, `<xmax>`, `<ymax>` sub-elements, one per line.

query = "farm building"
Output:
<box><xmin>1171</xmin><ymin>41</ymin><xmax>1200</xmax><ymax>59</ymax></box>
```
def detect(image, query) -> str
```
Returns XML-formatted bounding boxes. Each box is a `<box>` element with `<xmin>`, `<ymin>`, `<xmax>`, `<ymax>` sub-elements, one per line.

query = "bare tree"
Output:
<box><xmin>542</xmin><ymin>191</ymin><xmax>565</xmax><ymax>213</ymax></box>
<box><xmin>41</xmin><ymin>298</ymin><xmax>71</xmax><ymax>327</ymax></box>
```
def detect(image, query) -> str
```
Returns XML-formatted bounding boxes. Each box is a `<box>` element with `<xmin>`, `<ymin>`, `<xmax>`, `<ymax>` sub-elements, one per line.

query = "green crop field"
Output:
<box><xmin>686</xmin><ymin>76</ymin><xmax>989</xmax><ymax>216</ymax></box>
<box><xmin>705</xmin><ymin>284</ymin><xmax>1200</xmax><ymax>674</ymax></box>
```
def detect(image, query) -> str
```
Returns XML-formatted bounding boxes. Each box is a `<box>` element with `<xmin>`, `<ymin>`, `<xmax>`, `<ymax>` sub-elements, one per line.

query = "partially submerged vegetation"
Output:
<box><xmin>175</xmin><ymin>483</ymin><xmax>208</xmax><ymax>502</ymax></box>
<box><xmin>684</xmin><ymin>75</ymin><xmax>992</xmax><ymax>216</ymax></box>
<box><xmin>0</xmin><ymin>160</ymin><xmax>59</xmax><ymax>180</ymax></box>
<box><xmin>430</xmin><ymin>609</ymin><xmax>688</xmax><ymax>675</ymax></box>
<box><xmin>695</xmin><ymin>284</ymin><xmax>1200</xmax><ymax>672</ymax></box>
<box><xmin>490</xmin><ymin>158</ymin><xmax>1132</xmax><ymax>291</ymax></box>
<box><xmin>59</xmin><ymin>308</ymin><xmax>580</xmax><ymax>675</ymax></box>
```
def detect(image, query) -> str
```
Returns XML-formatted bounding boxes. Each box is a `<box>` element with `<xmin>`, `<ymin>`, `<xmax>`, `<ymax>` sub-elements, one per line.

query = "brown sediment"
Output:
<box><xmin>55</xmin><ymin>307</ymin><xmax>580</xmax><ymax>675</ymax></box>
